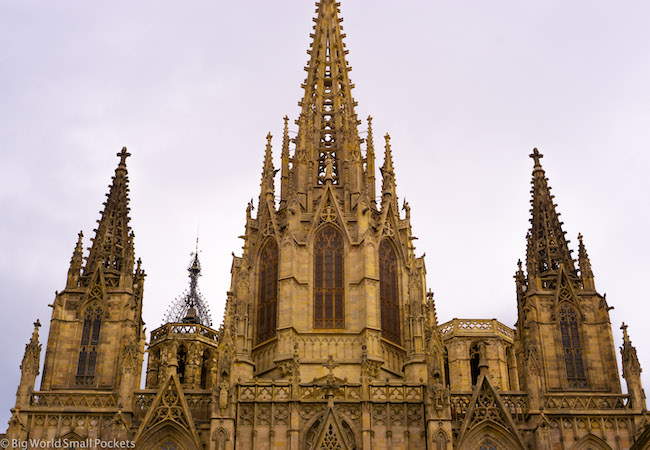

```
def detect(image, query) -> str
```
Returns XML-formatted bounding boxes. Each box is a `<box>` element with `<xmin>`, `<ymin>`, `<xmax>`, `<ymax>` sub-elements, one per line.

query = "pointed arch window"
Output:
<box><xmin>559</xmin><ymin>304</ymin><xmax>587</xmax><ymax>388</ymax></box>
<box><xmin>379</xmin><ymin>239</ymin><xmax>400</xmax><ymax>344</ymax></box>
<box><xmin>314</xmin><ymin>226</ymin><xmax>344</xmax><ymax>328</ymax></box>
<box><xmin>257</xmin><ymin>239</ymin><xmax>279</xmax><ymax>343</ymax></box>
<box><xmin>76</xmin><ymin>304</ymin><xmax>103</xmax><ymax>385</ymax></box>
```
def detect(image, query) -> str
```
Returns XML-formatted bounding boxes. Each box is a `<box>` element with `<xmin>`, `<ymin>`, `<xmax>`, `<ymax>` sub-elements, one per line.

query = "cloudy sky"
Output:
<box><xmin>1</xmin><ymin>0</ymin><xmax>649</xmax><ymax>425</ymax></box>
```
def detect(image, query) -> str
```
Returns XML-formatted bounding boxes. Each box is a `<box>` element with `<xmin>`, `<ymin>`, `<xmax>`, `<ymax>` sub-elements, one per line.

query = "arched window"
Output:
<box><xmin>379</xmin><ymin>240</ymin><xmax>400</xmax><ymax>344</ymax></box>
<box><xmin>257</xmin><ymin>239</ymin><xmax>279</xmax><ymax>343</ymax></box>
<box><xmin>559</xmin><ymin>305</ymin><xmax>587</xmax><ymax>388</ymax></box>
<box><xmin>314</xmin><ymin>226</ymin><xmax>344</xmax><ymax>328</ymax></box>
<box><xmin>436</xmin><ymin>431</ymin><xmax>448</xmax><ymax>450</ymax></box>
<box><xmin>479</xmin><ymin>440</ymin><xmax>497</xmax><ymax>450</ymax></box>
<box><xmin>76</xmin><ymin>304</ymin><xmax>103</xmax><ymax>385</ymax></box>
<box><xmin>200</xmin><ymin>350</ymin><xmax>211</xmax><ymax>389</ymax></box>
<box><xmin>470</xmin><ymin>343</ymin><xmax>480</xmax><ymax>387</ymax></box>
<box><xmin>443</xmin><ymin>347</ymin><xmax>451</xmax><ymax>388</ymax></box>
<box><xmin>177</xmin><ymin>345</ymin><xmax>187</xmax><ymax>384</ymax></box>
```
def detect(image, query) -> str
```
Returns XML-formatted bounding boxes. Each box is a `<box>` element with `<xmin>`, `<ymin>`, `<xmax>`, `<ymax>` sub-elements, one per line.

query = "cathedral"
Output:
<box><xmin>4</xmin><ymin>1</ymin><xmax>650</xmax><ymax>449</ymax></box>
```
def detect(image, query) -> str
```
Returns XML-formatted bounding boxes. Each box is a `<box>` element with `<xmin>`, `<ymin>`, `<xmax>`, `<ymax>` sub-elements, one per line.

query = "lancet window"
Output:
<box><xmin>257</xmin><ymin>239</ymin><xmax>279</xmax><ymax>343</ymax></box>
<box><xmin>177</xmin><ymin>345</ymin><xmax>187</xmax><ymax>384</ymax></box>
<box><xmin>76</xmin><ymin>304</ymin><xmax>103</xmax><ymax>385</ymax></box>
<box><xmin>379</xmin><ymin>239</ymin><xmax>400</xmax><ymax>344</ymax></box>
<box><xmin>470</xmin><ymin>343</ymin><xmax>481</xmax><ymax>387</ymax></box>
<box><xmin>314</xmin><ymin>226</ymin><xmax>344</xmax><ymax>328</ymax></box>
<box><xmin>559</xmin><ymin>304</ymin><xmax>587</xmax><ymax>388</ymax></box>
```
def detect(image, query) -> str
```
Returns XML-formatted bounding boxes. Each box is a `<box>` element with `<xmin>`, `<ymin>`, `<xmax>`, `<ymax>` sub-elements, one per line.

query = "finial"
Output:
<box><xmin>283</xmin><ymin>115</ymin><xmax>289</xmax><ymax>127</ymax></box>
<box><xmin>621</xmin><ymin>322</ymin><xmax>629</xmax><ymax>341</ymax></box>
<box><xmin>34</xmin><ymin>319</ymin><xmax>41</xmax><ymax>329</ymax></box>
<box><xmin>117</xmin><ymin>147</ymin><xmax>131</xmax><ymax>168</ymax></box>
<box><xmin>517</xmin><ymin>259</ymin><xmax>523</xmax><ymax>271</ymax></box>
<box><xmin>384</xmin><ymin>133</ymin><xmax>391</xmax><ymax>148</ymax></box>
<box><xmin>266</xmin><ymin>132</ymin><xmax>273</xmax><ymax>144</ymax></box>
<box><xmin>530</xmin><ymin>148</ymin><xmax>543</xmax><ymax>168</ymax></box>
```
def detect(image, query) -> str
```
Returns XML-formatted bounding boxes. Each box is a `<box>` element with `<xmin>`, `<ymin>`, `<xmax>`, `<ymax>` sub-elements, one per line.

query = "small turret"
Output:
<box><xmin>66</xmin><ymin>231</ymin><xmax>84</xmax><ymax>289</ymax></box>
<box><xmin>365</xmin><ymin>116</ymin><xmax>376</xmax><ymax>202</ymax></box>
<box><xmin>578</xmin><ymin>233</ymin><xmax>595</xmax><ymax>290</ymax></box>
<box><xmin>16</xmin><ymin>320</ymin><xmax>41</xmax><ymax>407</ymax></box>
<box><xmin>621</xmin><ymin>323</ymin><xmax>645</xmax><ymax>410</ymax></box>
<box><xmin>280</xmin><ymin>116</ymin><xmax>291</xmax><ymax>208</ymax></box>
<box><xmin>260</xmin><ymin>132</ymin><xmax>275</xmax><ymax>203</ymax></box>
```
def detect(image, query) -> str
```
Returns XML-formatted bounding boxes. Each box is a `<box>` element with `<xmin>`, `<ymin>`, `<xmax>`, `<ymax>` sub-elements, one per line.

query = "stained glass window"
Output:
<box><xmin>379</xmin><ymin>240</ymin><xmax>400</xmax><ymax>344</ymax></box>
<box><xmin>314</xmin><ymin>226</ymin><xmax>344</xmax><ymax>328</ymax></box>
<box><xmin>257</xmin><ymin>239</ymin><xmax>279</xmax><ymax>343</ymax></box>
<box><xmin>76</xmin><ymin>304</ymin><xmax>102</xmax><ymax>385</ymax></box>
<box><xmin>479</xmin><ymin>440</ymin><xmax>498</xmax><ymax>450</ymax></box>
<box><xmin>559</xmin><ymin>305</ymin><xmax>587</xmax><ymax>388</ymax></box>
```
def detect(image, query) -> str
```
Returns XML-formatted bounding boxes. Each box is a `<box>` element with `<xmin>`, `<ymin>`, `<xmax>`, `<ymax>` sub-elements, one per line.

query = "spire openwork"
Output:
<box><xmin>83</xmin><ymin>147</ymin><xmax>135</xmax><ymax>284</ymax></box>
<box><xmin>526</xmin><ymin>148</ymin><xmax>575</xmax><ymax>278</ymax></box>
<box><xmin>298</xmin><ymin>0</ymin><xmax>360</xmax><ymax>185</ymax></box>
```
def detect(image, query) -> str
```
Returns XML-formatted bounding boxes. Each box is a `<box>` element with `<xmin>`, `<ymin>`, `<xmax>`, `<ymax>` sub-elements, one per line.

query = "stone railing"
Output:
<box><xmin>133</xmin><ymin>390</ymin><xmax>212</xmax><ymax>422</ymax></box>
<box><xmin>439</xmin><ymin>319</ymin><xmax>514</xmax><ymax>341</ymax></box>
<box><xmin>544</xmin><ymin>394</ymin><xmax>629</xmax><ymax>411</ymax></box>
<box><xmin>450</xmin><ymin>392</ymin><xmax>528</xmax><ymax>422</ymax></box>
<box><xmin>31</xmin><ymin>392</ymin><xmax>117</xmax><ymax>409</ymax></box>
<box><xmin>237</xmin><ymin>383</ymin><xmax>424</xmax><ymax>403</ymax></box>
<box><xmin>381</xmin><ymin>340</ymin><xmax>407</xmax><ymax>374</ymax></box>
<box><xmin>150</xmin><ymin>322</ymin><xmax>220</xmax><ymax>344</ymax></box>
<box><xmin>238</xmin><ymin>383</ymin><xmax>292</xmax><ymax>402</ymax></box>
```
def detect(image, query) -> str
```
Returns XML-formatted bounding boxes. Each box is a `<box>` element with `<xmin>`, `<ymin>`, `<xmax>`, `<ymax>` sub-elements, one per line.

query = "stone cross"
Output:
<box><xmin>323</xmin><ymin>355</ymin><xmax>339</xmax><ymax>387</ymax></box>
<box><xmin>529</xmin><ymin>147</ymin><xmax>543</xmax><ymax>167</ymax></box>
<box><xmin>117</xmin><ymin>147</ymin><xmax>131</xmax><ymax>167</ymax></box>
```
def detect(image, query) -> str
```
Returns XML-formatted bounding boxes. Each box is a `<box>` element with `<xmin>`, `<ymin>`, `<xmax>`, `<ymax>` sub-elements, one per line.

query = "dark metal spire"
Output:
<box><xmin>164</xmin><ymin>242</ymin><xmax>212</xmax><ymax>327</ymax></box>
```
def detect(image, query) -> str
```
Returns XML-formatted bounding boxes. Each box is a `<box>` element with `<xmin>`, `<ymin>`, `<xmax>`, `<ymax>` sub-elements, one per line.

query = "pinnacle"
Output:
<box><xmin>382</xmin><ymin>134</ymin><xmax>394</xmax><ymax>174</ymax></box>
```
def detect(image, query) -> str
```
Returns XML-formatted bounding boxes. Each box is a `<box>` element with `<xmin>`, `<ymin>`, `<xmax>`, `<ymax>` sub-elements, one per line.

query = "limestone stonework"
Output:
<box><xmin>4</xmin><ymin>1</ymin><xmax>650</xmax><ymax>449</ymax></box>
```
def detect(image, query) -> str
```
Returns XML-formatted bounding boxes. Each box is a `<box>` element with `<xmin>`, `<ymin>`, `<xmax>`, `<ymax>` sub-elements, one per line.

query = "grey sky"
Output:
<box><xmin>1</xmin><ymin>0</ymin><xmax>649</xmax><ymax>426</ymax></box>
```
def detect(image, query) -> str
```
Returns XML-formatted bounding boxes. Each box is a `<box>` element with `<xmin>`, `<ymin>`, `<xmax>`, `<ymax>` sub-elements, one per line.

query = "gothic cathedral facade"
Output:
<box><xmin>5</xmin><ymin>1</ymin><xmax>650</xmax><ymax>449</ymax></box>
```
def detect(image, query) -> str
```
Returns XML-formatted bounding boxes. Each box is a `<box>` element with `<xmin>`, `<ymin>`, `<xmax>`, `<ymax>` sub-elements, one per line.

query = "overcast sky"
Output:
<box><xmin>1</xmin><ymin>0</ymin><xmax>649</xmax><ymax>426</ymax></box>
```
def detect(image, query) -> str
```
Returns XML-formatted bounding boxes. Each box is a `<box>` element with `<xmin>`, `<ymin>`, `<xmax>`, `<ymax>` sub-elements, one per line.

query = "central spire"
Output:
<box><xmin>297</xmin><ymin>0</ymin><xmax>360</xmax><ymax>186</ymax></box>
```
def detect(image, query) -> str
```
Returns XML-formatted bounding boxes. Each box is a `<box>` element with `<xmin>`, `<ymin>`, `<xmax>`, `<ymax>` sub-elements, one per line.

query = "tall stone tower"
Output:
<box><xmin>6</xmin><ymin>148</ymin><xmax>147</xmax><ymax>444</ymax></box>
<box><xmin>223</xmin><ymin>1</ymin><xmax>444</xmax><ymax>446</ymax></box>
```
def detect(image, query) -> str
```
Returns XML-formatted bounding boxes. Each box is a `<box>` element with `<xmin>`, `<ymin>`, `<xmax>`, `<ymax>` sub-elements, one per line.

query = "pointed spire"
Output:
<box><xmin>66</xmin><ymin>231</ymin><xmax>84</xmax><ymax>288</ymax></box>
<box><xmin>514</xmin><ymin>259</ymin><xmax>527</xmax><ymax>297</ymax></box>
<box><xmin>164</xmin><ymin>248</ymin><xmax>212</xmax><ymax>327</ymax></box>
<box><xmin>381</xmin><ymin>133</ymin><xmax>396</xmax><ymax>197</ymax></box>
<box><xmin>620</xmin><ymin>323</ymin><xmax>645</xmax><ymax>409</ymax></box>
<box><xmin>297</xmin><ymin>0</ymin><xmax>359</xmax><ymax>187</ymax></box>
<box><xmin>366</xmin><ymin>116</ymin><xmax>376</xmax><ymax>202</ymax></box>
<box><xmin>260</xmin><ymin>133</ymin><xmax>275</xmax><ymax>201</ymax></box>
<box><xmin>280</xmin><ymin>116</ymin><xmax>291</xmax><ymax>206</ymax></box>
<box><xmin>525</xmin><ymin>148</ymin><xmax>575</xmax><ymax>281</ymax></box>
<box><xmin>621</xmin><ymin>323</ymin><xmax>642</xmax><ymax>377</ymax></box>
<box><xmin>83</xmin><ymin>147</ymin><xmax>134</xmax><ymax>283</ymax></box>
<box><xmin>577</xmin><ymin>233</ymin><xmax>595</xmax><ymax>289</ymax></box>
<box><xmin>20</xmin><ymin>319</ymin><xmax>41</xmax><ymax>375</ymax></box>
